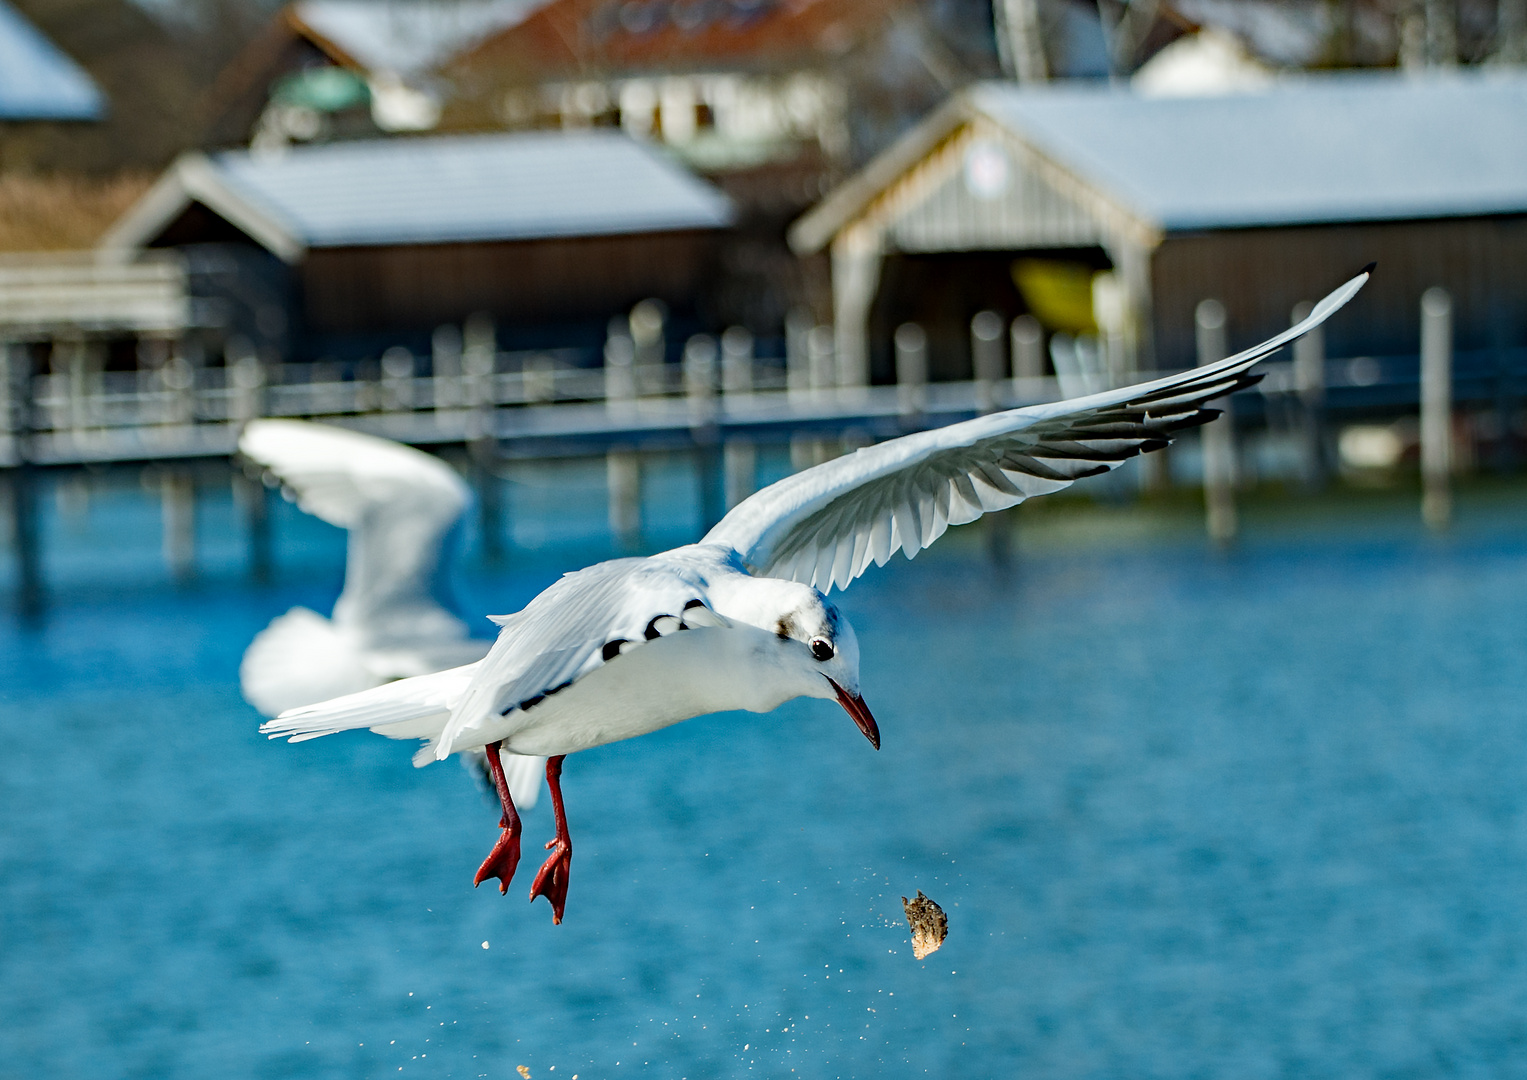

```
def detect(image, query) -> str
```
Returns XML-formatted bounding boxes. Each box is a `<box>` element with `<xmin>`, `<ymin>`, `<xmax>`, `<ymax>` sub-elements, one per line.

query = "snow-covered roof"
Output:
<box><xmin>102</xmin><ymin>130</ymin><xmax>734</xmax><ymax>261</ymax></box>
<box><xmin>794</xmin><ymin>70</ymin><xmax>1527</xmax><ymax>252</ymax></box>
<box><xmin>291</xmin><ymin>0</ymin><xmax>547</xmax><ymax>77</ymax></box>
<box><xmin>0</xmin><ymin>0</ymin><xmax>103</xmax><ymax>120</ymax></box>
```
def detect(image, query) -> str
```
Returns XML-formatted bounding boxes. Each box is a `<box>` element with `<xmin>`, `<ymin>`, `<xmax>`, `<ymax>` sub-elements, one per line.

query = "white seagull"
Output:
<box><xmin>237</xmin><ymin>419</ymin><xmax>547</xmax><ymax>806</ymax></box>
<box><xmin>262</xmin><ymin>268</ymin><xmax>1370</xmax><ymax>924</ymax></box>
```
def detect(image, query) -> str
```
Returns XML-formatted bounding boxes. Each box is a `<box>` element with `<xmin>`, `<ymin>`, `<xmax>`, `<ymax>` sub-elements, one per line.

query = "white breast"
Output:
<box><xmin>496</xmin><ymin>623</ymin><xmax>803</xmax><ymax>757</ymax></box>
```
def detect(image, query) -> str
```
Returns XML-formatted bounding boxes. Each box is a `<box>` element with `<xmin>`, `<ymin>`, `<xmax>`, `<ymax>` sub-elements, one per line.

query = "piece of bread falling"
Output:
<box><xmin>901</xmin><ymin>890</ymin><xmax>948</xmax><ymax>959</ymax></box>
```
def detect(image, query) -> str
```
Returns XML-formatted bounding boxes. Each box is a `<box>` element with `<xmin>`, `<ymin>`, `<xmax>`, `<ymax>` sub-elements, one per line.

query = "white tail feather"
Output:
<box><xmin>503</xmin><ymin>750</ymin><xmax>545</xmax><ymax>809</ymax></box>
<box><xmin>261</xmin><ymin>663</ymin><xmax>480</xmax><ymax>764</ymax></box>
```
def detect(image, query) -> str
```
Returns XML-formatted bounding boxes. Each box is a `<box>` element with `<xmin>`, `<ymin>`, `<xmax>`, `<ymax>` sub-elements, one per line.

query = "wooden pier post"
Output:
<box><xmin>894</xmin><ymin>322</ymin><xmax>927</xmax><ymax>417</ymax></box>
<box><xmin>604</xmin><ymin>322</ymin><xmax>636</xmax><ymax>413</ymax></box>
<box><xmin>971</xmin><ymin>310</ymin><xmax>1006</xmax><ymax>414</ymax></box>
<box><xmin>723</xmin><ymin>441</ymin><xmax>756</xmax><ymax>509</ymax></box>
<box><xmin>807</xmin><ymin>325</ymin><xmax>835</xmax><ymax>392</ymax></box>
<box><xmin>4</xmin><ymin>341</ymin><xmax>43</xmax><ymax>619</ymax></box>
<box><xmin>432</xmin><ymin>324</ymin><xmax>462</xmax><ymax>410</ymax></box>
<box><xmin>229</xmin><ymin>342</ymin><xmax>267</xmax><ymax>424</ymax></box>
<box><xmin>161</xmin><ymin>469</ymin><xmax>196</xmax><ymax>582</ymax></box>
<box><xmin>1196</xmin><ymin>299</ymin><xmax>1237</xmax><ymax>546</ymax></box>
<box><xmin>1010</xmin><ymin>315</ymin><xmax>1044</xmax><ymax>390</ymax></box>
<box><xmin>785</xmin><ymin>309</ymin><xmax>811</xmax><ymax>398</ymax></box>
<box><xmin>1421</xmin><ymin>286</ymin><xmax>1453</xmax><ymax>531</ymax></box>
<box><xmin>720</xmin><ymin>327</ymin><xmax>753</xmax><ymax>397</ymax></box>
<box><xmin>630</xmin><ymin>299</ymin><xmax>666</xmax><ymax>398</ymax></box>
<box><xmin>684</xmin><ymin>334</ymin><xmax>725</xmax><ymax>532</ymax></box>
<box><xmin>1291</xmin><ymin>300</ymin><xmax>1326</xmax><ymax>490</ymax></box>
<box><xmin>683</xmin><ymin>334</ymin><xmax>718</xmax><ymax>420</ymax></box>
<box><xmin>472</xmin><ymin>442</ymin><xmax>506</xmax><ymax>563</ymax></box>
<box><xmin>234</xmin><ymin>469</ymin><xmax>272</xmax><ymax>583</ymax></box>
<box><xmin>607</xmin><ymin>450</ymin><xmax>642</xmax><ymax>550</ymax></box>
<box><xmin>720</xmin><ymin>327</ymin><xmax>756</xmax><ymax>510</ymax></box>
<box><xmin>11</xmin><ymin>466</ymin><xmax>42</xmax><ymax>620</ymax></box>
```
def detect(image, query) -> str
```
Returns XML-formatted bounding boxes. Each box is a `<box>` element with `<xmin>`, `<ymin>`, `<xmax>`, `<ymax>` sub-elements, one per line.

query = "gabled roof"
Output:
<box><xmin>289</xmin><ymin>0</ymin><xmax>547</xmax><ymax>77</ymax></box>
<box><xmin>793</xmin><ymin>70</ymin><xmax>1527</xmax><ymax>253</ymax></box>
<box><xmin>100</xmin><ymin>130</ymin><xmax>734</xmax><ymax>261</ymax></box>
<box><xmin>0</xmin><ymin>0</ymin><xmax>103</xmax><ymax>120</ymax></box>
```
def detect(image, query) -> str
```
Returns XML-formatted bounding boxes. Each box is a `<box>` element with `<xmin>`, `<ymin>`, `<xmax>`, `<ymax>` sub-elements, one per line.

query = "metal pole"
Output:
<box><xmin>1421</xmin><ymin>286</ymin><xmax>1453</xmax><ymax>530</ymax></box>
<box><xmin>1196</xmin><ymin>299</ymin><xmax>1237</xmax><ymax>546</ymax></box>
<box><xmin>1291</xmin><ymin>300</ymin><xmax>1326</xmax><ymax>490</ymax></box>
<box><xmin>971</xmin><ymin>310</ymin><xmax>1005</xmax><ymax>414</ymax></box>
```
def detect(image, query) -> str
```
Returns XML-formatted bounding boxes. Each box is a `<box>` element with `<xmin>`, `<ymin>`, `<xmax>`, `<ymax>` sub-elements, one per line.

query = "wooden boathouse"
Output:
<box><xmin>789</xmin><ymin>70</ymin><xmax>1527</xmax><ymax>386</ymax></box>
<box><xmin>98</xmin><ymin>129</ymin><xmax>735</xmax><ymax>360</ymax></box>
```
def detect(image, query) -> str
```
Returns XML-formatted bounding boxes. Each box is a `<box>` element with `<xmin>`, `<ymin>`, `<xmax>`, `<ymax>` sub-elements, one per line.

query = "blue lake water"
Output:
<box><xmin>6</xmin><ymin>463</ymin><xmax>1527</xmax><ymax>1078</ymax></box>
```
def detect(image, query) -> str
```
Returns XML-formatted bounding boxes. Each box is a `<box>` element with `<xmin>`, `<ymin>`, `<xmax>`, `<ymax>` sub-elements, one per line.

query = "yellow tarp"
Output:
<box><xmin>1012</xmin><ymin>259</ymin><xmax>1097</xmax><ymax>334</ymax></box>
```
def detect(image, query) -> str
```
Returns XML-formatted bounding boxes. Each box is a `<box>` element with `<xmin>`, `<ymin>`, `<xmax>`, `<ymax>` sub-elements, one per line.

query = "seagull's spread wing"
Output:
<box><xmin>436</xmin><ymin>556</ymin><xmax>728</xmax><ymax>758</ymax></box>
<box><xmin>703</xmin><ymin>268</ymin><xmax>1370</xmax><ymax>592</ymax></box>
<box><xmin>239</xmin><ymin>420</ymin><xmax>473</xmax><ymax>639</ymax></box>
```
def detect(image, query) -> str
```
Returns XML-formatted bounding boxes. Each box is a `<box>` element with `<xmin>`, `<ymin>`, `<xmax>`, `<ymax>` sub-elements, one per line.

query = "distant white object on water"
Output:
<box><xmin>238</xmin><ymin>418</ymin><xmax>545</xmax><ymax>806</ymax></box>
<box><xmin>261</xmin><ymin>270</ymin><xmax>1371</xmax><ymax>925</ymax></box>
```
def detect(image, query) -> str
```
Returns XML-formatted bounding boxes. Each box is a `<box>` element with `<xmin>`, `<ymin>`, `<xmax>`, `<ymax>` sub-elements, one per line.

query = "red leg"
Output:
<box><xmin>472</xmin><ymin>742</ymin><xmax>522</xmax><ymax>895</ymax></box>
<box><xmin>529</xmin><ymin>755</ymin><xmax>573</xmax><ymax>924</ymax></box>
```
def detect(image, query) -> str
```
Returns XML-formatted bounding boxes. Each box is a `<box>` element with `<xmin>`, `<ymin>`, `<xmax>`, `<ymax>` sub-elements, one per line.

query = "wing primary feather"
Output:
<box><xmin>697</xmin><ymin>268</ymin><xmax>1369</xmax><ymax>591</ymax></box>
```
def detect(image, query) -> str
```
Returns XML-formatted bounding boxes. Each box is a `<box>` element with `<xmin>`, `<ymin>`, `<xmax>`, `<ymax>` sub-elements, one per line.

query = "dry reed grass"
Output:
<box><xmin>0</xmin><ymin>172</ymin><xmax>154</xmax><ymax>252</ymax></box>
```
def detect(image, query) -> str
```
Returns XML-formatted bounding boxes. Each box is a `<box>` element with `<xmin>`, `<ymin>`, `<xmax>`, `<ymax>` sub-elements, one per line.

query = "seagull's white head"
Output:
<box><xmin>713</xmin><ymin>575</ymin><xmax>877</xmax><ymax>749</ymax></box>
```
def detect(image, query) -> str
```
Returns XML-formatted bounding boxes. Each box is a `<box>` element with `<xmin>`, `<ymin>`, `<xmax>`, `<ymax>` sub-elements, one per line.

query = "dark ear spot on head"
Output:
<box><xmin>775</xmin><ymin>615</ymin><xmax>795</xmax><ymax>640</ymax></box>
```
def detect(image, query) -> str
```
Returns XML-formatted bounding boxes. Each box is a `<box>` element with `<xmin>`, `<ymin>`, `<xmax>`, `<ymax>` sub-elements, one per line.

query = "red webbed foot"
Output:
<box><xmin>473</xmin><ymin>742</ymin><xmax>524</xmax><ymax>894</ymax></box>
<box><xmin>529</xmin><ymin>755</ymin><xmax>573</xmax><ymax>924</ymax></box>
<box><xmin>473</xmin><ymin>825</ymin><xmax>522</xmax><ymax>894</ymax></box>
<box><xmin>529</xmin><ymin>835</ymin><xmax>572</xmax><ymax>923</ymax></box>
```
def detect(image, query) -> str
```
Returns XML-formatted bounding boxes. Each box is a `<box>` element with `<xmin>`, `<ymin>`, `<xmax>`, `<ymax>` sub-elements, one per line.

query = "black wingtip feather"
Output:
<box><xmin>1361</xmin><ymin>261</ymin><xmax>1377</xmax><ymax>276</ymax></box>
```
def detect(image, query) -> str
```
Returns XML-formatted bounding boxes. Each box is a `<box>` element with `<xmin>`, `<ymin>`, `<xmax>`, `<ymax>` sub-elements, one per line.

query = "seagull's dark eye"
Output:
<box><xmin>810</xmin><ymin>638</ymin><xmax>834</xmax><ymax>662</ymax></box>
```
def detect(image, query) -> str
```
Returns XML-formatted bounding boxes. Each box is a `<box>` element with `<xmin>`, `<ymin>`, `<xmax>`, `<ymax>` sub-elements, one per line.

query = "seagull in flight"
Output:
<box><xmin>238</xmin><ymin>419</ymin><xmax>546</xmax><ymax>807</ymax></box>
<box><xmin>262</xmin><ymin>268</ymin><xmax>1370</xmax><ymax>924</ymax></box>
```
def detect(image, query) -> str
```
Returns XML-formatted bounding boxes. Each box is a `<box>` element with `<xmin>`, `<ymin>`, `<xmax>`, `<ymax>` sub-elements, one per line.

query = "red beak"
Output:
<box><xmin>828</xmin><ymin>678</ymin><xmax>879</xmax><ymax>749</ymax></box>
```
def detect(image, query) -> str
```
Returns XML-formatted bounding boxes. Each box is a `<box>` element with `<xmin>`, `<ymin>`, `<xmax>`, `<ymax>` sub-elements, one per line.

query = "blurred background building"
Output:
<box><xmin>1</xmin><ymin>0</ymin><xmax>1527</xmax><ymax>519</ymax></box>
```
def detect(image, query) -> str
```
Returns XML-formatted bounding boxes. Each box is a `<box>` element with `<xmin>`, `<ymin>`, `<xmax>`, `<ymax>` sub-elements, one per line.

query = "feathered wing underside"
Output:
<box><xmin>238</xmin><ymin>419</ymin><xmax>472</xmax><ymax>632</ymax></box>
<box><xmin>438</xmin><ymin>556</ymin><xmax>731</xmax><ymax>758</ymax></box>
<box><xmin>704</xmin><ymin>268</ymin><xmax>1370</xmax><ymax>592</ymax></box>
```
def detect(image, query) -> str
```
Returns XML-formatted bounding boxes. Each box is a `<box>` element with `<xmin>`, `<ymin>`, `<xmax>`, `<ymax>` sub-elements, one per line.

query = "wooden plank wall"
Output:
<box><xmin>1151</xmin><ymin>216</ymin><xmax>1527</xmax><ymax>366</ymax></box>
<box><xmin>301</xmin><ymin>230</ymin><xmax>720</xmax><ymax>335</ymax></box>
